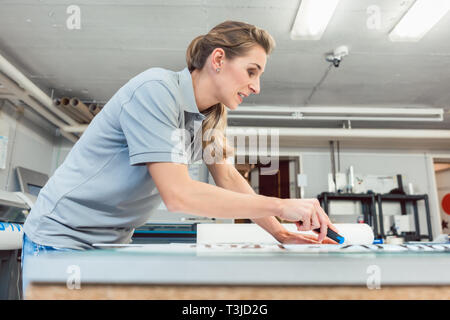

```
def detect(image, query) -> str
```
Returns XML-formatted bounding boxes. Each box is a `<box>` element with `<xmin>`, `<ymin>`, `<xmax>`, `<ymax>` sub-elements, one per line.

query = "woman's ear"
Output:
<box><xmin>211</xmin><ymin>48</ymin><xmax>226</xmax><ymax>71</ymax></box>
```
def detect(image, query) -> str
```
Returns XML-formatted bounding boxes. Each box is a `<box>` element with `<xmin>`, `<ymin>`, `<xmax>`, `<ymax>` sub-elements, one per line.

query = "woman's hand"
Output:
<box><xmin>274</xmin><ymin>229</ymin><xmax>338</xmax><ymax>245</ymax></box>
<box><xmin>278</xmin><ymin>198</ymin><xmax>340</xmax><ymax>243</ymax></box>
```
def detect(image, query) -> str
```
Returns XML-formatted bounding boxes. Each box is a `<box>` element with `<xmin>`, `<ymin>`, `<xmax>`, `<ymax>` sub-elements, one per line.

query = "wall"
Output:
<box><xmin>0</xmin><ymin>100</ymin><xmax>56</xmax><ymax>192</ymax></box>
<box><xmin>281</xmin><ymin>146</ymin><xmax>450</xmax><ymax>239</ymax></box>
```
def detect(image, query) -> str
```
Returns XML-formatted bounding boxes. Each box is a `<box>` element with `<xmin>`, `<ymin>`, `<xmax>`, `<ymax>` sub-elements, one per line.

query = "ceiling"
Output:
<box><xmin>0</xmin><ymin>0</ymin><xmax>449</xmax><ymax>130</ymax></box>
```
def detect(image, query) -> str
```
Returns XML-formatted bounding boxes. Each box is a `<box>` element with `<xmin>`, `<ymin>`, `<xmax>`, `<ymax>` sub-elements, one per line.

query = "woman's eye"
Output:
<box><xmin>248</xmin><ymin>70</ymin><xmax>255</xmax><ymax>77</ymax></box>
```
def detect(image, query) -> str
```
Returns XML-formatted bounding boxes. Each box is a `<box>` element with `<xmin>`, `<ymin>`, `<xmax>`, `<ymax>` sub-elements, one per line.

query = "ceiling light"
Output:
<box><xmin>290</xmin><ymin>0</ymin><xmax>340</xmax><ymax>40</ymax></box>
<box><xmin>389</xmin><ymin>0</ymin><xmax>450</xmax><ymax>42</ymax></box>
<box><xmin>228</xmin><ymin>106</ymin><xmax>444</xmax><ymax>122</ymax></box>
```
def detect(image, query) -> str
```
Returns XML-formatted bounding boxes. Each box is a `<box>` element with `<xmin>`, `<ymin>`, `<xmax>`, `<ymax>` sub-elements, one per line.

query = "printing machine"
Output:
<box><xmin>0</xmin><ymin>189</ymin><xmax>30</xmax><ymax>300</ymax></box>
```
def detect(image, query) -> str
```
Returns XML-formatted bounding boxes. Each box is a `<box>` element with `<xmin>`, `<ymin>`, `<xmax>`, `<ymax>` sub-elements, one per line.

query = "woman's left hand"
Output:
<box><xmin>274</xmin><ymin>230</ymin><xmax>338</xmax><ymax>244</ymax></box>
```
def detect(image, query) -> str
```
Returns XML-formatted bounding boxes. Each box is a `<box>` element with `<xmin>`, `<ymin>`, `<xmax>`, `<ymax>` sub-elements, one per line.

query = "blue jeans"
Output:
<box><xmin>21</xmin><ymin>233</ymin><xmax>75</xmax><ymax>297</ymax></box>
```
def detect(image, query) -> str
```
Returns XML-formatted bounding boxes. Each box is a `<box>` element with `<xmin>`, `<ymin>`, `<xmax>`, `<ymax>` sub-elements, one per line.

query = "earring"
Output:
<box><xmin>216</xmin><ymin>68</ymin><xmax>220</xmax><ymax>73</ymax></box>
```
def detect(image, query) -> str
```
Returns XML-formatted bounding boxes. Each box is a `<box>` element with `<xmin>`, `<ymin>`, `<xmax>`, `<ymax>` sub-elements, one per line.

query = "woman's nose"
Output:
<box><xmin>249</xmin><ymin>78</ymin><xmax>260</xmax><ymax>95</ymax></box>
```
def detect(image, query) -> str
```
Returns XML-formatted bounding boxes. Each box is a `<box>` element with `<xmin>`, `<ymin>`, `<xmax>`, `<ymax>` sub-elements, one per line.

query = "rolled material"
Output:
<box><xmin>56</xmin><ymin>97</ymin><xmax>86</xmax><ymax>123</ymax></box>
<box><xmin>69</xmin><ymin>98</ymin><xmax>94</xmax><ymax>122</ymax></box>
<box><xmin>88</xmin><ymin>103</ymin><xmax>101</xmax><ymax>116</ymax></box>
<box><xmin>297</xmin><ymin>223</ymin><xmax>374</xmax><ymax>245</ymax></box>
<box><xmin>197</xmin><ymin>223</ymin><xmax>374</xmax><ymax>245</ymax></box>
<box><xmin>326</xmin><ymin>223</ymin><xmax>374</xmax><ymax>245</ymax></box>
<box><xmin>0</xmin><ymin>222</ymin><xmax>23</xmax><ymax>250</ymax></box>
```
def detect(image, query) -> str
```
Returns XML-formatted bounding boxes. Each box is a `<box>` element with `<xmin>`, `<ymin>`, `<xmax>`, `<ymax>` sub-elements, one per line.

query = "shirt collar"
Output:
<box><xmin>179</xmin><ymin>67</ymin><xmax>205</xmax><ymax>120</ymax></box>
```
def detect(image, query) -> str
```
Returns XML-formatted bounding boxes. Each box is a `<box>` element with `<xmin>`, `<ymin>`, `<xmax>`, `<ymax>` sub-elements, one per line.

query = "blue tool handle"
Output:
<box><xmin>297</xmin><ymin>221</ymin><xmax>345</xmax><ymax>244</ymax></box>
<box><xmin>313</xmin><ymin>227</ymin><xmax>345</xmax><ymax>244</ymax></box>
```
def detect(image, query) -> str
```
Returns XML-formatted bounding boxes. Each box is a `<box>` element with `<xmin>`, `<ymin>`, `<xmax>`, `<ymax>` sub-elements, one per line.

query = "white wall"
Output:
<box><xmin>0</xmin><ymin>100</ymin><xmax>56</xmax><ymax>192</ymax></box>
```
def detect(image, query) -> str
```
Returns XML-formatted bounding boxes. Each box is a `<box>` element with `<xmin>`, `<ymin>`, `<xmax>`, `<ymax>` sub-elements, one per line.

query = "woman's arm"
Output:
<box><xmin>206</xmin><ymin>162</ymin><xmax>338</xmax><ymax>244</ymax></box>
<box><xmin>147</xmin><ymin>162</ymin><xmax>283</xmax><ymax>219</ymax></box>
<box><xmin>148</xmin><ymin>162</ymin><xmax>335</xmax><ymax>242</ymax></box>
<box><xmin>206</xmin><ymin>162</ymin><xmax>288</xmax><ymax>240</ymax></box>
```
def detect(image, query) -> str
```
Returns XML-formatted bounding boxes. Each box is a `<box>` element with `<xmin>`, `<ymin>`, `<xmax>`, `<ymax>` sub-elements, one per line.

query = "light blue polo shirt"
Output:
<box><xmin>23</xmin><ymin>67</ymin><xmax>206</xmax><ymax>250</ymax></box>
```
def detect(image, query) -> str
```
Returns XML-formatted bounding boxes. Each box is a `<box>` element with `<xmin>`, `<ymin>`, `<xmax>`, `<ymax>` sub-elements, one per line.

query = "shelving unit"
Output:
<box><xmin>317</xmin><ymin>192</ymin><xmax>433</xmax><ymax>241</ymax></box>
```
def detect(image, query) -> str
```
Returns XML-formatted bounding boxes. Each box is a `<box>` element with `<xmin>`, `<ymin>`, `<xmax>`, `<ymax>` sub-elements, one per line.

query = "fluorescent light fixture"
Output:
<box><xmin>290</xmin><ymin>0</ymin><xmax>340</xmax><ymax>40</ymax></box>
<box><xmin>228</xmin><ymin>106</ymin><xmax>444</xmax><ymax>122</ymax></box>
<box><xmin>389</xmin><ymin>0</ymin><xmax>450</xmax><ymax>41</ymax></box>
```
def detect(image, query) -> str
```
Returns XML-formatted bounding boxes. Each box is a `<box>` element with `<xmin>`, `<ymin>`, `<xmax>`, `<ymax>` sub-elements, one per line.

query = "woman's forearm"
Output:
<box><xmin>173</xmin><ymin>179</ymin><xmax>283</xmax><ymax>219</ymax></box>
<box><xmin>149</xmin><ymin>162</ymin><xmax>282</xmax><ymax>220</ymax></box>
<box><xmin>206</xmin><ymin>163</ymin><xmax>288</xmax><ymax>239</ymax></box>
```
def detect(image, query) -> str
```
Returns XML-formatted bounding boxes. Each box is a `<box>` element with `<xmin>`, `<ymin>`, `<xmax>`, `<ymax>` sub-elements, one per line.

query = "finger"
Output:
<box><xmin>300</xmin><ymin>234</ymin><xmax>320</xmax><ymax>241</ymax></box>
<box><xmin>311</xmin><ymin>213</ymin><xmax>325</xmax><ymax>243</ymax></box>
<box><xmin>298</xmin><ymin>215</ymin><xmax>311</xmax><ymax>231</ymax></box>
<box><xmin>310</xmin><ymin>210</ymin><xmax>321</xmax><ymax>230</ymax></box>
<box><xmin>299</xmin><ymin>233</ymin><xmax>339</xmax><ymax>245</ymax></box>
<box><xmin>321</xmin><ymin>237</ymin><xmax>338</xmax><ymax>244</ymax></box>
<box><xmin>326</xmin><ymin>219</ymin><xmax>340</xmax><ymax>234</ymax></box>
<box><xmin>316</xmin><ymin>203</ymin><xmax>340</xmax><ymax>234</ymax></box>
<box><xmin>280</xmin><ymin>233</ymin><xmax>319</xmax><ymax>244</ymax></box>
<box><xmin>317</xmin><ymin>220</ymin><xmax>328</xmax><ymax>243</ymax></box>
<box><xmin>297</xmin><ymin>234</ymin><xmax>319</xmax><ymax>244</ymax></box>
<box><xmin>305</xmin><ymin>232</ymin><xmax>337</xmax><ymax>244</ymax></box>
<box><xmin>312</xmin><ymin>202</ymin><xmax>327</xmax><ymax>243</ymax></box>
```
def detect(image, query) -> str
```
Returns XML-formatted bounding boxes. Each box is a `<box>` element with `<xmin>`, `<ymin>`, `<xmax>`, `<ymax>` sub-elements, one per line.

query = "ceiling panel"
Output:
<box><xmin>0</xmin><ymin>0</ymin><xmax>449</xmax><ymax>129</ymax></box>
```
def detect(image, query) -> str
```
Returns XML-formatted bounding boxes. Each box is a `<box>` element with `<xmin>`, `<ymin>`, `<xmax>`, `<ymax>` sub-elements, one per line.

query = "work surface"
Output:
<box><xmin>26</xmin><ymin>243</ymin><xmax>450</xmax><ymax>286</ymax></box>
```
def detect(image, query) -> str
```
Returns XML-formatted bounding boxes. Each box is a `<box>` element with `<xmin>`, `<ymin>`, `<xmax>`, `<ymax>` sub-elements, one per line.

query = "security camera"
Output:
<box><xmin>326</xmin><ymin>45</ymin><xmax>349</xmax><ymax>68</ymax></box>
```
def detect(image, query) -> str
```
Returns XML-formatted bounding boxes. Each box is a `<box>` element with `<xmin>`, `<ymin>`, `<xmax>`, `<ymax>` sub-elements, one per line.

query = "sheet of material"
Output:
<box><xmin>196</xmin><ymin>223</ymin><xmax>374</xmax><ymax>245</ymax></box>
<box><xmin>94</xmin><ymin>243</ymin><xmax>450</xmax><ymax>254</ymax></box>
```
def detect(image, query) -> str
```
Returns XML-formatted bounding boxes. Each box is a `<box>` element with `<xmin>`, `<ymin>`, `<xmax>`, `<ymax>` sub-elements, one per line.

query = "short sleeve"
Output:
<box><xmin>119</xmin><ymin>81</ymin><xmax>189</xmax><ymax>165</ymax></box>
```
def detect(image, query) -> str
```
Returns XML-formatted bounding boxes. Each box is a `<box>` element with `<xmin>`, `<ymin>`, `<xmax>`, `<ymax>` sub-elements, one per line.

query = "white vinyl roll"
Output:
<box><xmin>325</xmin><ymin>223</ymin><xmax>374</xmax><ymax>245</ymax></box>
<box><xmin>0</xmin><ymin>222</ymin><xmax>24</xmax><ymax>250</ymax></box>
<box><xmin>282</xmin><ymin>223</ymin><xmax>375</xmax><ymax>245</ymax></box>
<box><xmin>197</xmin><ymin>223</ymin><xmax>374</xmax><ymax>245</ymax></box>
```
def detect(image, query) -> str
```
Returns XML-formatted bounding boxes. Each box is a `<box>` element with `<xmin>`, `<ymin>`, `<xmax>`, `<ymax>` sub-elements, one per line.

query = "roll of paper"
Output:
<box><xmin>57</xmin><ymin>97</ymin><xmax>86</xmax><ymax>123</ymax></box>
<box><xmin>0</xmin><ymin>222</ymin><xmax>24</xmax><ymax>250</ymax></box>
<box><xmin>326</xmin><ymin>223</ymin><xmax>374</xmax><ymax>245</ymax></box>
<box><xmin>294</xmin><ymin>223</ymin><xmax>374</xmax><ymax>245</ymax></box>
<box><xmin>70</xmin><ymin>98</ymin><xmax>94</xmax><ymax>121</ymax></box>
<box><xmin>197</xmin><ymin>223</ymin><xmax>374</xmax><ymax>245</ymax></box>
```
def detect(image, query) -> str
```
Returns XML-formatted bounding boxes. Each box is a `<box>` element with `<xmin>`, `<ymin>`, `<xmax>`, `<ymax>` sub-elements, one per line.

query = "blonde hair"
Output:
<box><xmin>186</xmin><ymin>21</ymin><xmax>275</xmax><ymax>160</ymax></box>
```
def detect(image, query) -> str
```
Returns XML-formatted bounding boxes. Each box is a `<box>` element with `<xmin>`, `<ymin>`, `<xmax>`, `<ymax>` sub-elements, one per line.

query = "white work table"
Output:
<box><xmin>24</xmin><ymin>244</ymin><xmax>450</xmax><ymax>300</ymax></box>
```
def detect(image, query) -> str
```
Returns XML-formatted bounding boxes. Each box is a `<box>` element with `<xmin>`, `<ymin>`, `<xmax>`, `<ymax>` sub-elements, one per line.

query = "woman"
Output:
<box><xmin>22</xmin><ymin>21</ymin><xmax>338</xmax><ymax>290</ymax></box>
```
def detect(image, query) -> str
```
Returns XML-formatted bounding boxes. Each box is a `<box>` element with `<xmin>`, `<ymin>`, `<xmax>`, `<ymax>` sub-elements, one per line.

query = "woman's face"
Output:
<box><xmin>214</xmin><ymin>45</ymin><xmax>267</xmax><ymax>110</ymax></box>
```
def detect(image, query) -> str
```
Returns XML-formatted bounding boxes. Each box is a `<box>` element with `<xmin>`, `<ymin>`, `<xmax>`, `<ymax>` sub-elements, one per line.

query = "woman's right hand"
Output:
<box><xmin>278</xmin><ymin>198</ymin><xmax>339</xmax><ymax>243</ymax></box>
